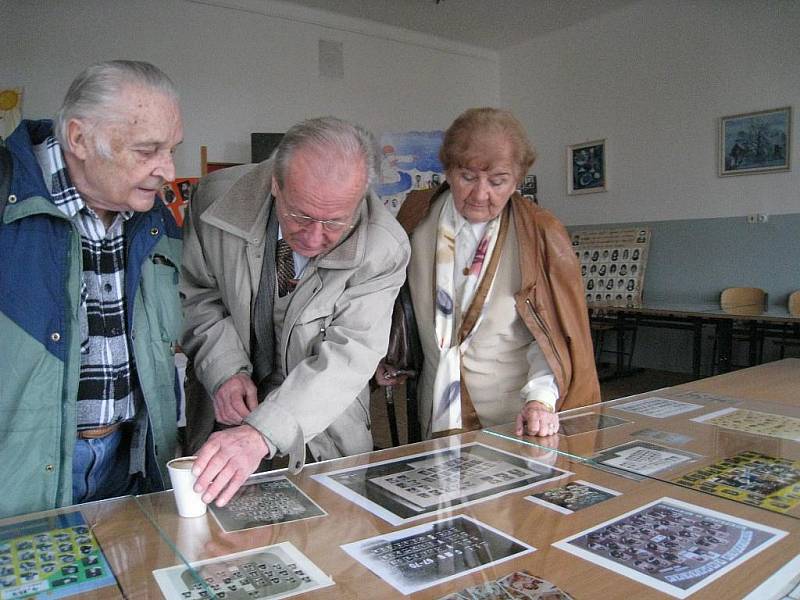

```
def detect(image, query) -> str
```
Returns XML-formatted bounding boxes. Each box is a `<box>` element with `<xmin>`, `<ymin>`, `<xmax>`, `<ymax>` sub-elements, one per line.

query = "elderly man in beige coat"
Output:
<box><xmin>180</xmin><ymin>117</ymin><xmax>409</xmax><ymax>506</ymax></box>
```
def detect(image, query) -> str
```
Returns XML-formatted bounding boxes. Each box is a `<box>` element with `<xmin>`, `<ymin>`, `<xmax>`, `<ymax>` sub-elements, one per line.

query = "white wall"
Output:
<box><xmin>2</xmin><ymin>0</ymin><xmax>499</xmax><ymax>175</ymax></box>
<box><xmin>501</xmin><ymin>0</ymin><xmax>800</xmax><ymax>225</ymax></box>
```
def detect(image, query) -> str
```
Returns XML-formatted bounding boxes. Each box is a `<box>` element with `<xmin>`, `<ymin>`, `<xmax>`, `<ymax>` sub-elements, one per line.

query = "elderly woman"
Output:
<box><xmin>379</xmin><ymin>108</ymin><xmax>599</xmax><ymax>439</ymax></box>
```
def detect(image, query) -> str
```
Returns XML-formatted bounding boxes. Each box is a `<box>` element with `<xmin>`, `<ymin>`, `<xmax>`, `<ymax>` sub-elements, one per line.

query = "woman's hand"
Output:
<box><xmin>515</xmin><ymin>401</ymin><xmax>559</xmax><ymax>437</ymax></box>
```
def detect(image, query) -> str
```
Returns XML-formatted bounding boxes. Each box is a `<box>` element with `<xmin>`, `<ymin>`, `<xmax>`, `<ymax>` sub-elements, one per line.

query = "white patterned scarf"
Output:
<box><xmin>431</xmin><ymin>195</ymin><xmax>503</xmax><ymax>432</ymax></box>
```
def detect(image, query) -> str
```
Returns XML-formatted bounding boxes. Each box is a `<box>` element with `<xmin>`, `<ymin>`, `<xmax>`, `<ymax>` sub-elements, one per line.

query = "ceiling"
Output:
<box><xmin>279</xmin><ymin>0</ymin><xmax>638</xmax><ymax>50</ymax></box>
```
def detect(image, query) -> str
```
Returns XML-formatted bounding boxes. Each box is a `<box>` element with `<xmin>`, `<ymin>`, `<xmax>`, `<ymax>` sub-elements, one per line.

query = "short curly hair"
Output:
<box><xmin>439</xmin><ymin>107</ymin><xmax>536</xmax><ymax>182</ymax></box>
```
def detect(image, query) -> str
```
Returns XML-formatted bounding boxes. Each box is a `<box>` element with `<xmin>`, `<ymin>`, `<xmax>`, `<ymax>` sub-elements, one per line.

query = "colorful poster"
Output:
<box><xmin>312</xmin><ymin>443</ymin><xmax>570</xmax><ymax>525</ymax></box>
<box><xmin>210</xmin><ymin>475</ymin><xmax>326</xmax><ymax>532</ymax></box>
<box><xmin>152</xmin><ymin>542</ymin><xmax>333</xmax><ymax>599</ymax></box>
<box><xmin>160</xmin><ymin>177</ymin><xmax>198</xmax><ymax>228</ymax></box>
<box><xmin>0</xmin><ymin>88</ymin><xmax>22</xmax><ymax>142</ymax></box>
<box><xmin>674</xmin><ymin>451</ymin><xmax>800</xmax><ymax>514</ymax></box>
<box><xmin>692</xmin><ymin>408</ymin><xmax>800</xmax><ymax>441</ymax></box>
<box><xmin>554</xmin><ymin>497</ymin><xmax>787</xmax><ymax>598</ymax></box>
<box><xmin>342</xmin><ymin>515</ymin><xmax>533</xmax><ymax>595</ymax></box>
<box><xmin>526</xmin><ymin>480</ymin><xmax>621</xmax><ymax>515</ymax></box>
<box><xmin>0</xmin><ymin>512</ymin><xmax>115</xmax><ymax>599</ymax></box>
<box><xmin>378</xmin><ymin>130</ymin><xmax>444</xmax><ymax>214</ymax></box>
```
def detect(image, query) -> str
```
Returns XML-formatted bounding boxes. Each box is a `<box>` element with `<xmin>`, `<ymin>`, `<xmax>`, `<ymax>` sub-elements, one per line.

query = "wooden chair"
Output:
<box><xmin>790</xmin><ymin>290</ymin><xmax>800</xmax><ymax>316</ymax></box>
<box><xmin>711</xmin><ymin>287</ymin><xmax>767</xmax><ymax>373</ymax></box>
<box><xmin>720</xmin><ymin>286</ymin><xmax>767</xmax><ymax>314</ymax></box>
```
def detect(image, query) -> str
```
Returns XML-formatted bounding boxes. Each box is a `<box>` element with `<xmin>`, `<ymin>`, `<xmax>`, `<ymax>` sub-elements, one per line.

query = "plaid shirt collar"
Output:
<box><xmin>34</xmin><ymin>136</ymin><xmax>134</xmax><ymax>223</ymax></box>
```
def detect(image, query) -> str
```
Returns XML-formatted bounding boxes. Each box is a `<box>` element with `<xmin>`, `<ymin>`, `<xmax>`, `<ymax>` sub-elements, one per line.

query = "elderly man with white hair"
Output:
<box><xmin>0</xmin><ymin>60</ymin><xmax>184</xmax><ymax>518</ymax></box>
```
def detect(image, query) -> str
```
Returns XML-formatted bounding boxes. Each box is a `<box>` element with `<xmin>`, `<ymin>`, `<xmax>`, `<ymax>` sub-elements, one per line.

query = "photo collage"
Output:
<box><xmin>570</xmin><ymin>227</ymin><xmax>651</xmax><ymax>307</ymax></box>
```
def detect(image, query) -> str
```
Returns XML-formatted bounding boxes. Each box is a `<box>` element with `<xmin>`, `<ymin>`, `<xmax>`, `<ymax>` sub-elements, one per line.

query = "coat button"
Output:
<box><xmin>45</xmin><ymin>464</ymin><xmax>54</xmax><ymax>472</ymax></box>
<box><xmin>50</xmin><ymin>332</ymin><xmax>61</xmax><ymax>342</ymax></box>
<box><xmin>150</xmin><ymin>227</ymin><xmax>159</xmax><ymax>236</ymax></box>
<box><xmin>7</xmin><ymin>194</ymin><xmax>16</xmax><ymax>204</ymax></box>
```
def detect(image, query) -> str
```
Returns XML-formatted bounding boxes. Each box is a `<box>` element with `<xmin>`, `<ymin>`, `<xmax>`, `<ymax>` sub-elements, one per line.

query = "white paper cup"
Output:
<box><xmin>167</xmin><ymin>456</ymin><xmax>207</xmax><ymax>518</ymax></box>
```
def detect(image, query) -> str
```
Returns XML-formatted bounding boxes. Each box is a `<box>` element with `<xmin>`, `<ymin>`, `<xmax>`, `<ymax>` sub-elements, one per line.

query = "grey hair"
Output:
<box><xmin>272</xmin><ymin>116</ymin><xmax>379</xmax><ymax>191</ymax></box>
<box><xmin>54</xmin><ymin>60</ymin><xmax>179</xmax><ymax>157</ymax></box>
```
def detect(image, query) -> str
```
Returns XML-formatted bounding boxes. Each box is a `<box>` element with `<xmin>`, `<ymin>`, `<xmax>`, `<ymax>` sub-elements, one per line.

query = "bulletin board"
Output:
<box><xmin>570</xmin><ymin>227</ymin><xmax>651</xmax><ymax>307</ymax></box>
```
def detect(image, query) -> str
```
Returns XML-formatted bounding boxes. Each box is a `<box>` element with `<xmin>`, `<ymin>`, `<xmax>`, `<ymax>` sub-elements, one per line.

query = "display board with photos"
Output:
<box><xmin>570</xmin><ymin>227</ymin><xmax>651</xmax><ymax>307</ymax></box>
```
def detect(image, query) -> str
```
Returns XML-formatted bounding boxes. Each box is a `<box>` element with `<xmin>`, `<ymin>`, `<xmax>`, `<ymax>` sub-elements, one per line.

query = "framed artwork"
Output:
<box><xmin>518</xmin><ymin>174</ymin><xmax>538</xmax><ymax>203</ymax></box>
<box><xmin>567</xmin><ymin>139</ymin><xmax>606</xmax><ymax>194</ymax></box>
<box><xmin>719</xmin><ymin>106</ymin><xmax>791</xmax><ymax>176</ymax></box>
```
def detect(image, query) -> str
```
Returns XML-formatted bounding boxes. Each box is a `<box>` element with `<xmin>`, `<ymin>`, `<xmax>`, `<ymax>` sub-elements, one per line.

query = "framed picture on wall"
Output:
<box><xmin>719</xmin><ymin>106</ymin><xmax>791</xmax><ymax>176</ymax></box>
<box><xmin>567</xmin><ymin>139</ymin><xmax>607</xmax><ymax>195</ymax></box>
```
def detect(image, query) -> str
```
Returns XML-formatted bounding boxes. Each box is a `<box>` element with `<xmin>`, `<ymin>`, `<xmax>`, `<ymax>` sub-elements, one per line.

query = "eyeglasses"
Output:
<box><xmin>282</xmin><ymin>211</ymin><xmax>355</xmax><ymax>233</ymax></box>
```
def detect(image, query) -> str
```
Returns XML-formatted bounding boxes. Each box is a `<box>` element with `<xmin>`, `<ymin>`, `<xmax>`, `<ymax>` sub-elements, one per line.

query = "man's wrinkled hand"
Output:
<box><xmin>515</xmin><ymin>401</ymin><xmax>559</xmax><ymax>437</ymax></box>
<box><xmin>192</xmin><ymin>424</ymin><xmax>269</xmax><ymax>507</ymax></box>
<box><xmin>213</xmin><ymin>372</ymin><xmax>258</xmax><ymax>425</ymax></box>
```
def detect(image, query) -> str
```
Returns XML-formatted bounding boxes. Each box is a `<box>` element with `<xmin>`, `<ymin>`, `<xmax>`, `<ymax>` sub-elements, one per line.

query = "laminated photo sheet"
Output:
<box><xmin>558</xmin><ymin>412</ymin><xmax>630</xmax><ymax>436</ymax></box>
<box><xmin>666</xmin><ymin>390</ymin><xmax>742</xmax><ymax>406</ymax></box>
<box><xmin>525</xmin><ymin>480</ymin><xmax>622</xmax><ymax>515</ymax></box>
<box><xmin>741</xmin><ymin>552</ymin><xmax>800</xmax><ymax>600</ymax></box>
<box><xmin>341</xmin><ymin>515</ymin><xmax>533</xmax><ymax>596</ymax></box>
<box><xmin>630</xmin><ymin>428</ymin><xmax>693</xmax><ymax>446</ymax></box>
<box><xmin>692</xmin><ymin>407</ymin><xmax>800</xmax><ymax>442</ymax></box>
<box><xmin>312</xmin><ymin>442</ymin><xmax>572</xmax><ymax>526</ymax></box>
<box><xmin>438</xmin><ymin>570</ymin><xmax>574</xmax><ymax>599</ymax></box>
<box><xmin>152</xmin><ymin>542</ymin><xmax>333</xmax><ymax>600</ymax></box>
<box><xmin>209</xmin><ymin>475</ymin><xmax>326</xmax><ymax>533</ymax></box>
<box><xmin>553</xmin><ymin>497</ymin><xmax>788</xmax><ymax>599</ymax></box>
<box><xmin>610</xmin><ymin>396</ymin><xmax>704</xmax><ymax>418</ymax></box>
<box><xmin>591</xmin><ymin>441</ymin><xmax>702</xmax><ymax>477</ymax></box>
<box><xmin>0</xmin><ymin>511</ymin><xmax>116</xmax><ymax>599</ymax></box>
<box><xmin>673</xmin><ymin>451</ymin><xmax>800</xmax><ymax>514</ymax></box>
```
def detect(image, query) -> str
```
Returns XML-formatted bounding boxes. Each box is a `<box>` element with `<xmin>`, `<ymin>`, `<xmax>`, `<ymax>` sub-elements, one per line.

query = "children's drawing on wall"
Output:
<box><xmin>378</xmin><ymin>130</ymin><xmax>444</xmax><ymax>215</ymax></box>
<box><xmin>0</xmin><ymin>88</ymin><xmax>23</xmax><ymax>142</ymax></box>
<box><xmin>160</xmin><ymin>177</ymin><xmax>198</xmax><ymax>228</ymax></box>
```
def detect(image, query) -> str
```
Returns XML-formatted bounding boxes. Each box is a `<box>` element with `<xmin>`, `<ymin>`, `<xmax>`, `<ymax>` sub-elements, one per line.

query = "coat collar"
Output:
<box><xmin>399</xmin><ymin>181</ymin><xmax>541</xmax><ymax>292</ymax></box>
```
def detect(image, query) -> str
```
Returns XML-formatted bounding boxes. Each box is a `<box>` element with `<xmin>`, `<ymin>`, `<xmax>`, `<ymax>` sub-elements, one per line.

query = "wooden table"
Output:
<box><xmin>3</xmin><ymin>360</ymin><xmax>800</xmax><ymax>598</ymax></box>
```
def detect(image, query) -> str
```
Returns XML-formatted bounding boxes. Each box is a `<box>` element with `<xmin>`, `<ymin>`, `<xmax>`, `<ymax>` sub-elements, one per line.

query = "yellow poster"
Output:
<box><xmin>0</xmin><ymin>88</ymin><xmax>22</xmax><ymax>141</ymax></box>
<box><xmin>675</xmin><ymin>451</ymin><xmax>800</xmax><ymax>514</ymax></box>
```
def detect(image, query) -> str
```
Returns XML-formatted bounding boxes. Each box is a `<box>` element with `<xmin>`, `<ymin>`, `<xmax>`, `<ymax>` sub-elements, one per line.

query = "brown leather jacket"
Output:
<box><xmin>397</xmin><ymin>184</ymin><xmax>600</xmax><ymax>411</ymax></box>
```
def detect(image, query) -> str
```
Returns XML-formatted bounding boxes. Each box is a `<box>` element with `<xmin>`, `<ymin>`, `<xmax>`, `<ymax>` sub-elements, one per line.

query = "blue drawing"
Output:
<box><xmin>378</xmin><ymin>130</ymin><xmax>445</xmax><ymax>213</ymax></box>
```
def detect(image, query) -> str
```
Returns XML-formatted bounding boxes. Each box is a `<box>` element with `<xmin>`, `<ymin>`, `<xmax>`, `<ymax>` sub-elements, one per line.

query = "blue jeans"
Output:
<box><xmin>72</xmin><ymin>426</ymin><xmax>142</xmax><ymax>504</ymax></box>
